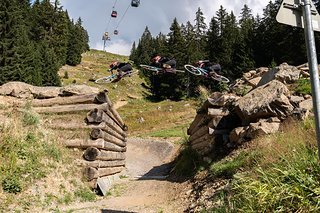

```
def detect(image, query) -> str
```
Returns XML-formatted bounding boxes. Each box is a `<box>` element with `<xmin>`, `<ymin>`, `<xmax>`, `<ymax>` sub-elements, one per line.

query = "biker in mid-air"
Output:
<box><xmin>109</xmin><ymin>61</ymin><xmax>133</xmax><ymax>78</ymax></box>
<box><xmin>194</xmin><ymin>60</ymin><xmax>222</xmax><ymax>79</ymax></box>
<box><xmin>150</xmin><ymin>54</ymin><xmax>177</xmax><ymax>73</ymax></box>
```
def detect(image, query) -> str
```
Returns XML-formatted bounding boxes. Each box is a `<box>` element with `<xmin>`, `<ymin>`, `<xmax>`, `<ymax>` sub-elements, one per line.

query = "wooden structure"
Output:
<box><xmin>187</xmin><ymin>93</ymin><xmax>238</xmax><ymax>155</ymax></box>
<box><xmin>31</xmin><ymin>89</ymin><xmax>128</xmax><ymax>189</ymax></box>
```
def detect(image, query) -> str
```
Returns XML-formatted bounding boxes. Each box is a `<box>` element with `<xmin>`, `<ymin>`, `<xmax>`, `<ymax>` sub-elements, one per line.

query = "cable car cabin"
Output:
<box><xmin>111</xmin><ymin>10</ymin><xmax>117</xmax><ymax>18</ymax></box>
<box><xmin>131</xmin><ymin>0</ymin><xmax>140</xmax><ymax>7</ymax></box>
<box><xmin>114</xmin><ymin>30</ymin><xmax>119</xmax><ymax>35</ymax></box>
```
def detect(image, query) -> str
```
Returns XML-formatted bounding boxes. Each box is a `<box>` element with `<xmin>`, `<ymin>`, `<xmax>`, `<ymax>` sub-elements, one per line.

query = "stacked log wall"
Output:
<box><xmin>20</xmin><ymin>89</ymin><xmax>128</xmax><ymax>189</ymax></box>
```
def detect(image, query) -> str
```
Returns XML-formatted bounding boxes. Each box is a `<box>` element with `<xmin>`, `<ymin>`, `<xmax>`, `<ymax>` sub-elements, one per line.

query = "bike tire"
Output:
<box><xmin>140</xmin><ymin>65</ymin><xmax>161</xmax><ymax>72</ymax></box>
<box><xmin>95</xmin><ymin>75</ymin><xmax>117</xmax><ymax>84</ymax></box>
<box><xmin>212</xmin><ymin>74</ymin><xmax>230</xmax><ymax>83</ymax></box>
<box><xmin>184</xmin><ymin>65</ymin><xmax>202</xmax><ymax>75</ymax></box>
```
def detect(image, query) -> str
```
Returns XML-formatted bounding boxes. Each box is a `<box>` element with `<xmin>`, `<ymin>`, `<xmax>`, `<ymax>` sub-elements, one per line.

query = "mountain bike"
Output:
<box><xmin>184</xmin><ymin>64</ymin><xmax>230</xmax><ymax>83</ymax></box>
<box><xmin>95</xmin><ymin>70</ymin><xmax>138</xmax><ymax>84</ymax></box>
<box><xmin>139</xmin><ymin>64</ymin><xmax>185</xmax><ymax>74</ymax></box>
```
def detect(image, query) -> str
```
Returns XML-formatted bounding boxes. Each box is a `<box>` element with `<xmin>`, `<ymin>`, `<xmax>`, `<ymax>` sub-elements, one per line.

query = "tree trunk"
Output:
<box><xmin>83</xmin><ymin>147</ymin><xmax>126</xmax><ymax>161</ymax></box>
<box><xmin>191</xmin><ymin>137</ymin><xmax>215</xmax><ymax>150</ymax></box>
<box><xmin>86</xmin><ymin>109</ymin><xmax>127</xmax><ymax>136</ymax></box>
<box><xmin>189</xmin><ymin>132</ymin><xmax>213</xmax><ymax>146</ymax></box>
<box><xmin>188</xmin><ymin>115</ymin><xmax>211</xmax><ymax>136</ymax></box>
<box><xmin>76</xmin><ymin>159</ymin><xmax>126</xmax><ymax>168</ymax></box>
<box><xmin>187</xmin><ymin>113</ymin><xmax>206</xmax><ymax>135</ymax></box>
<box><xmin>90</xmin><ymin>129</ymin><xmax>126</xmax><ymax>147</ymax></box>
<box><xmin>46</xmin><ymin>123</ymin><xmax>126</xmax><ymax>141</ymax></box>
<box><xmin>33</xmin><ymin>103</ymin><xmax>108</xmax><ymax>114</ymax></box>
<box><xmin>31</xmin><ymin>93</ymin><xmax>97</xmax><ymax>107</ymax></box>
<box><xmin>94</xmin><ymin>91</ymin><xmax>127</xmax><ymax>130</ymax></box>
<box><xmin>83</xmin><ymin>166</ymin><xmax>125</xmax><ymax>181</ymax></box>
<box><xmin>64</xmin><ymin>138</ymin><xmax>126</xmax><ymax>152</ymax></box>
<box><xmin>189</xmin><ymin>125</ymin><xmax>208</xmax><ymax>142</ymax></box>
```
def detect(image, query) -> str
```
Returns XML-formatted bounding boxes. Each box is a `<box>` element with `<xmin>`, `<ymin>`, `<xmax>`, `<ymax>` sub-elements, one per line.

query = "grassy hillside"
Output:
<box><xmin>0</xmin><ymin>49</ymin><xmax>198</xmax><ymax>211</ymax></box>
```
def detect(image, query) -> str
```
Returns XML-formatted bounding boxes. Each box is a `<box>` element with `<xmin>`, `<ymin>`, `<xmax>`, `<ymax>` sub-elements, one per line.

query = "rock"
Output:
<box><xmin>290</xmin><ymin>95</ymin><xmax>305</xmax><ymax>106</ymax></box>
<box><xmin>138</xmin><ymin>117</ymin><xmax>145</xmax><ymax>123</ymax></box>
<box><xmin>291</xmin><ymin>108</ymin><xmax>309</xmax><ymax>120</ymax></box>
<box><xmin>275</xmin><ymin>63</ymin><xmax>301</xmax><ymax>84</ymax></box>
<box><xmin>246</xmin><ymin>119</ymin><xmax>280</xmax><ymax>139</ymax></box>
<box><xmin>0</xmin><ymin>81</ymin><xmax>61</xmax><ymax>98</ymax></box>
<box><xmin>234</xmin><ymin>80</ymin><xmax>294</xmax><ymax>124</ymax></box>
<box><xmin>61</xmin><ymin>84</ymin><xmax>99</xmax><ymax>96</ymax></box>
<box><xmin>299</xmin><ymin>99</ymin><xmax>313</xmax><ymax>111</ymax></box>
<box><xmin>247</xmin><ymin>76</ymin><xmax>262</xmax><ymax>87</ymax></box>
<box><xmin>229</xmin><ymin>127</ymin><xmax>248</xmax><ymax>144</ymax></box>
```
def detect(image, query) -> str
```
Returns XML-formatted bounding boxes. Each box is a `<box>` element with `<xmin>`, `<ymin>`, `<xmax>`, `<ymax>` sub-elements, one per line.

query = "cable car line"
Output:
<box><xmin>115</xmin><ymin>3</ymin><xmax>130</xmax><ymax>31</ymax></box>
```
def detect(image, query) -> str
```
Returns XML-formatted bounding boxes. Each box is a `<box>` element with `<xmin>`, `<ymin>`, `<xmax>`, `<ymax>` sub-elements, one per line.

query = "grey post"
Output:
<box><xmin>302</xmin><ymin>0</ymin><xmax>320</xmax><ymax>158</ymax></box>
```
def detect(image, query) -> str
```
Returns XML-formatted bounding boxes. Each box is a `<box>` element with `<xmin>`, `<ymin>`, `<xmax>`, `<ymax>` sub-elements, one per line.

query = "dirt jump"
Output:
<box><xmin>60</xmin><ymin>138</ymin><xmax>188</xmax><ymax>213</ymax></box>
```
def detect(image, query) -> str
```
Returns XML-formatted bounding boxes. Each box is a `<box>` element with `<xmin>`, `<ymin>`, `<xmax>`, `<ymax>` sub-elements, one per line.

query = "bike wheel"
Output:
<box><xmin>95</xmin><ymin>75</ymin><xmax>116</xmax><ymax>84</ymax></box>
<box><xmin>184</xmin><ymin>65</ymin><xmax>201</xmax><ymax>75</ymax></box>
<box><xmin>140</xmin><ymin>65</ymin><xmax>161</xmax><ymax>72</ymax></box>
<box><xmin>212</xmin><ymin>74</ymin><xmax>230</xmax><ymax>83</ymax></box>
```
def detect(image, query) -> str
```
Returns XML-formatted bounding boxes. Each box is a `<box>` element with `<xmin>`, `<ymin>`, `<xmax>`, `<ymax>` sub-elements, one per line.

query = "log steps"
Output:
<box><xmin>59</xmin><ymin>90</ymin><xmax>128</xmax><ymax>191</ymax></box>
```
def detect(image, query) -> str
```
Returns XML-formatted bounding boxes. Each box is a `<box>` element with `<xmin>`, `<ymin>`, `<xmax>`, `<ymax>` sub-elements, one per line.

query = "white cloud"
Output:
<box><xmin>102</xmin><ymin>39</ymin><xmax>132</xmax><ymax>56</ymax></box>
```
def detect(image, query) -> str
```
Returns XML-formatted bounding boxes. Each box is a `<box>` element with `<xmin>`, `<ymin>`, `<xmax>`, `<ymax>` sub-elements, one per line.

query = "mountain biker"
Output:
<box><xmin>109</xmin><ymin>61</ymin><xmax>133</xmax><ymax>78</ymax></box>
<box><xmin>150</xmin><ymin>55</ymin><xmax>177</xmax><ymax>70</ymax></box>
<box><xmin>195</xmin><ymin>60</ymin><xmax>221</xmax><ymax>78</ymax></box>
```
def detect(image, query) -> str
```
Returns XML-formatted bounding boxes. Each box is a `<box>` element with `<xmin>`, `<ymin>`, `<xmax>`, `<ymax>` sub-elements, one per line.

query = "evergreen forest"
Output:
<box><xmin>0</xmin><ymin>0</ymin><xmax>89</xmax><ymax>86</ymax></box>
<box><xmin>130</xmin><ymin>0</ymin><xmax>320</xmax><ymax>99</ymax></box>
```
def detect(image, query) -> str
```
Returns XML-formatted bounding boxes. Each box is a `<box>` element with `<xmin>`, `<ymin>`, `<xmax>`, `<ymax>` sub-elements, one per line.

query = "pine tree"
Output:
<box><xmin>0</xmin><ymin>0</ymin><xmax>42</xmax><ymax>85</ymax></box>
<box><xmin>232</xmin><ymin>4</ymin><xmax>255</xmax><ymax>77</ymax></box>
<box><xmin>194</xmin><ymin>7</ymin><xmax>207</xmax><ymax>60</ymax></box>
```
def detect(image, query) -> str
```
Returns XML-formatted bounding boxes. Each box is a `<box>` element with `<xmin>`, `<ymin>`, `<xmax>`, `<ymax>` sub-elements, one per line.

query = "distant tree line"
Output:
<box><xmin>130</xmin><ymin>0</ymin><xmax>320</xmax><ymax>99</ymax></box>
<box><xmin>0</xmin><ymin>0</ymin><xmax>89</xmax><ymax>86</ymax></box>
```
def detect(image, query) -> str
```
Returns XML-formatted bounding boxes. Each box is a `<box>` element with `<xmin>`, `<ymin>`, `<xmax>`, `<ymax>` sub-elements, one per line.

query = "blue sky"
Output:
<box><xmin>56</xmin><ymin>0</ymin><xmax>273</xmax><ymax>56</ymax></box>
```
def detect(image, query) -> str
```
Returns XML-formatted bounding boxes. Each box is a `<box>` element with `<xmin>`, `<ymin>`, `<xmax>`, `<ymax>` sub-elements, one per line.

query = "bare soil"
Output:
<box><xmin>59</xmin><ymin>138</ymin><xmax>191</xmax><ymax>213</ymax></box>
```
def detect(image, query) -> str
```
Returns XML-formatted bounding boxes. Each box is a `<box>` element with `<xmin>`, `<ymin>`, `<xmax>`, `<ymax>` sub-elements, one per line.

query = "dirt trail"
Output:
<box><xmin>61</xmin><ymin>138</ymin><xmax>189</xmax><ymax>213</ymax></box>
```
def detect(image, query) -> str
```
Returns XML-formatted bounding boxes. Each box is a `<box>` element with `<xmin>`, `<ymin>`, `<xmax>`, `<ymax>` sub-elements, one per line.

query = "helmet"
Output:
<box><xmin>110</xmin><ymin>61</ymin><xmax>118</xmax><ymax>68</ymax></box>
<box><xmin>151</xmin><ymin>55</ymin><xmax>161</xmax><ymax>62</ymax></box>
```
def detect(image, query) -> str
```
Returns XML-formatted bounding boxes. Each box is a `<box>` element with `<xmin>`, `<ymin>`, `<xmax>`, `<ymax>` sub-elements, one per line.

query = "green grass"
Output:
<box><xmin>74</xmin><ymin>187</ymin><xmax>96</xmax><ymax>202</ymax></box>
<box><xmin>205</xmin><ymin>119</ymin><xmax>320</xmax><ymax>212</ymax></box>
<box><xmin>294</xmin><ymin>78</ymin><xmax>312</xmax><ymax>95</ymax></box>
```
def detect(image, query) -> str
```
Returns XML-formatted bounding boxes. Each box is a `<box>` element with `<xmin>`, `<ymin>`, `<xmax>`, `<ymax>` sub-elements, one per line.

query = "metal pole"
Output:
<box><xmin>302</xmin><ymin>0</ymin><xmax>320</xmax><ymax>159</ymax></box>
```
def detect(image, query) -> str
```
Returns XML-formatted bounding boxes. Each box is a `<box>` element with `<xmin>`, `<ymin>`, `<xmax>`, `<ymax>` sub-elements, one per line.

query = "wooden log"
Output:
<box><xmin>83</xmin><ymin>166</ymin><xmax>125</xmax><ymax>181</ymax></box>
<box><xmin>83</xmin><ymin>147</ymin><xmax>126</xmax><ymax>161</ymax></box>
<box><xmin>64</xmin><ymin>138</ymin><xmax>126</xmax><ymax>152</ymax></box>
<box><xmin>76</xmin><ymin>159</ymin><xmax>126</xmax><ymax>168</ymax></box>
<box><xmin>94</xmin><ymin>91</ymin><xmax>127</xmax><ymax>130</ymax></box>
<box><xmin>191</xmin><ymin>136</ymin><xmax>215</xmax><ymax>150</ymax></box>
<box><xmin>34</xmin><ymin>103</ymin><xmax>108</xmax><ymax>114</ymax></box>
<box><xmin>187</xmin><ymin>113</ymin><xmax>206</xmax><ymax>135</ymax></box>
<box><xmin>46</xmin><ymin>123</ymin><xmax>126</xmax><ymax>141</ymax></box>
<box><xmin>31</xmin><ymin>93</ymin><xmax>97</xmax><ymax>107</ymax></box>
<box><xmin>86</xmin><ymin>109</ymin><xmax>127</xmax><ymax>136</ymax></box>
<box><xmin>188</xmin><ymin>115</ymin><xmax>212</xmax><ymax>136</ymax></box>
<box><xmin>90</xmin><ymin>129</ymin><xmax>126</xmax><ymax>147</ymax></box>
<box><xmin>189</xmin><ymin>132</ymin><xmax>213</xmax><ymax>146</ymax></box>
<box><xmin>188</xmin><ymin>125</ymin><xmax>208</xmax><ymax>142</ymax></box>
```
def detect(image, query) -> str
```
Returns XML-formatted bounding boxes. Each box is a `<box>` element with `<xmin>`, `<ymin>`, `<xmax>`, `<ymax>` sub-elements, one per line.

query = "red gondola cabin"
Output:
<box><xmin>111</xmin><ymin>11</ymin><xmax>117</xmax><ymax>18</ymax></box>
